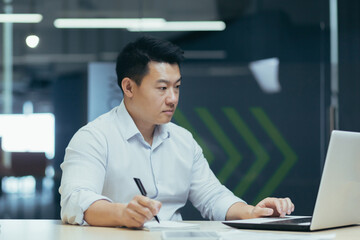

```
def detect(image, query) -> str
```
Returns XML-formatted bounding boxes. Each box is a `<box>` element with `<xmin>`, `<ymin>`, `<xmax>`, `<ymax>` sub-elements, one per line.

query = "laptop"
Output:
<box><xmin>223</xmin><ymin>130</ymin><xmax>360</xmax><ymax>231</ymax></box>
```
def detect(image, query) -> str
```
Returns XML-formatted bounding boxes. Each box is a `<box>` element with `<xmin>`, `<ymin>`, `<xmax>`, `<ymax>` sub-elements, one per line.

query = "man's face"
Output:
<box><xmin>129</xmin><ymin>61</ymin><xmax>181</xmax><ymax>127</ymax></box>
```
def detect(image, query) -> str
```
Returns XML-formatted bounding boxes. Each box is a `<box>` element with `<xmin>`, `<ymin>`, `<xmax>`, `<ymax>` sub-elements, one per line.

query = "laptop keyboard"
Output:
<box><xmin>266</xmin><ymin>217</ymin><xmax>312</xmax><ymax>225</ymax></box>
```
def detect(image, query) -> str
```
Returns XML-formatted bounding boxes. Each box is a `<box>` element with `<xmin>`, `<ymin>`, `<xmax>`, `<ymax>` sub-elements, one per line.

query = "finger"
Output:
<box><xmin>280</xmin><ymin>199</ymin><xmax>289</xmax><ymax>217</ymax></box>
<box><xmin>150</xmin><ymin>200</ymin><xmax>162</xmax><ymax>215</ymax></box>
<box><xmin>134</xmin><ymin>195</ymin><xmax>152</xmax><ymax>207</ymax></box>
<box><xmin>128</xmin><ymin>215</ymin><xmax>144</xmax><ymax>228</ymax></box>
<box><xmin>273</xmin><ymin>199</ymin><xmax>283</xmax><ymax>216</ymax></box>
<box><xmin>136</xmin><ymin>196</ymin><xmax>156</xmax><ymax>210</ymax></box>
<box><xmin>282</xmin><ymin>199</ymin><xmax>290</xmax><ymax>217</ymax></box>
<box><xmin>128</xmin><ymin>199</ymin><xmax>153</xmax><ymax>221</ymax></box>
<box><xmin>256</xmin><ymin>198</ymin><xmax>266</xmax><ymax>208</ymax></box>
<box><xmin>253</xmin><ymin>206</ymin><xmax>273</xmax><ymax>218</ymax></box>
<box><xmin>124</xmin><ymin>207</ymin><xmax>147</xmax><ymax>227</ymax></box>
<box><xmin>123</xmin><ymin>216</ymin><xmax>142</xmax><ymax>228</ymax></box>
<box><xmin>286</xmin><ymin>197</ymin><xmax>295</xmax><ymax>212</ymax></box>
<box><xmin>256</xmin><ymin>197</ymin><xmax>281</xmax><ymax>217</ymax></box>
<box><xmin>285</xmin><ymin>198</ymin><xmax>292</xmax><ymax>214</ymax></box>
<box><xmin>134</xmin><ymin>205</ymin><xmax>154</xmax><ymax>221</ymax></box>
<box><xmin>133</xmin><ymin>196</ymin><xmax>162</xmax><ymax>220</ymax></box>
<box><xmin>256</xmin><ymin>197</ymin><xmax>270</xmax><ymax>208</ymax></box>
<box><xmin>136</xmin><ymin>196</ymin><xmax>161</xmax><ymax>215</ymax></box>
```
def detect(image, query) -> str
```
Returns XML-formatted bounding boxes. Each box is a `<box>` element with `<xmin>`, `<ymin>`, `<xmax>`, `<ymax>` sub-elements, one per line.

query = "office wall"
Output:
<box><xmin>338</xmin><ymin>0</ymin><xmax>360</xmax><ymax>132</ymax></box>
<box><xmin>53</xmin><ymin>73</ymin><xmax>87</xmax><ymax>218</ymax></box>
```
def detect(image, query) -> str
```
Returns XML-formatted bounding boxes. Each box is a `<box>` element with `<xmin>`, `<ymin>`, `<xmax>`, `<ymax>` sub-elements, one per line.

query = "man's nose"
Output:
<box><xmin>166</xmin><ymin>88</ymin><xmax>178</xmax><ymax>104</ymax></box>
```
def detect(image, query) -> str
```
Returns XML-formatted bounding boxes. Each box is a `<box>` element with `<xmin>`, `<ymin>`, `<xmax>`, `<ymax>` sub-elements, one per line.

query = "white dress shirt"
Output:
<box><xmin>59</xmin><ymin>100</ymin><xmax>245</xmax><ymax>225</ymax></box>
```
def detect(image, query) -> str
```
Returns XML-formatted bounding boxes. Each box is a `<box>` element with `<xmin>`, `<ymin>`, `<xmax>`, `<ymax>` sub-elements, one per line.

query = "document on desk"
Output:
<box><xmin>219</xmin><ymin>230</ymin><xmax>335</xmax><ymax>240</ymax></box>
<box><xmin>143</xmin><ymin>221</ymin><xmax>199</xmax><ymax>231</ymax></box>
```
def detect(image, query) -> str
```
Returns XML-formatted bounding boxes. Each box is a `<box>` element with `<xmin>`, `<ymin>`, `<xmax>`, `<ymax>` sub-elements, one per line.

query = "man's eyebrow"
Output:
<box><xmin>156</xmin><ymin>77</ymin><xmax>182</xmax><ymax>83</ymax></box>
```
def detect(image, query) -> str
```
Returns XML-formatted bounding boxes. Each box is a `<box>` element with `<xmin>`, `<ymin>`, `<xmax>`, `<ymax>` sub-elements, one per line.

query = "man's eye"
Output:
<box><xmin>175</xmin><ymin>85</ymin><xmax>181</xmax><ymax>89</ymax></box>
<box><xmin>159</xmin><ymin>87</ymin><xmax>167</xmax><ymax>90</ymax></box>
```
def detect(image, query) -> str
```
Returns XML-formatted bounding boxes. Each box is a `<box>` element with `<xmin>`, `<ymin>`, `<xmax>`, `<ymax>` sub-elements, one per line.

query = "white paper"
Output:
<box><xmin>144</xmin><ymin>221</ymin><xmax>199</xmax><ymax>231</ymax></box>
<box><xmin>219</xmin><ymin>230</ymin><xmax>336</xmax><ymax>240</ymax></box>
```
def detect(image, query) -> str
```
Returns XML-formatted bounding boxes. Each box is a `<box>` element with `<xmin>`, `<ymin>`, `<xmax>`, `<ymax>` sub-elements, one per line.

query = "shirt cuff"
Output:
<box><xmin>212</xmin><ymin>195</ymin><xmax>246</xmax><ymax>221</ymax></box>
<box><xmin>62</xmin><ymin>189</ymin><xmax>113</xmax><ymax>225</ymax></box>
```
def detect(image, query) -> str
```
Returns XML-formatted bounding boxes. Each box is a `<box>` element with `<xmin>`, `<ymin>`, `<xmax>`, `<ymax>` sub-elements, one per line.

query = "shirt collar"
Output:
<box><xmin>155</xmin><ymin>123</ymin><xmax>170</xmax><ymax>140</ymax></box>
<box><xmin>116</xmin><ymin>100</ymin><xmax>142</xmax><ymax>141</ymax></box>
<box><xmin>116</xmin><ymin>100</ymin><xmax>170</xmax><ymax>143</ymax></box>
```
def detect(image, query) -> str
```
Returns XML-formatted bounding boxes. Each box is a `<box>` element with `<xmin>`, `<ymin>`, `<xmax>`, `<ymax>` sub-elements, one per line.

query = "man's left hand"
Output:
<box><xmin>251</xmin><ymin>197</ymin><xmax>295</xmax><ymax>218</ymax></box>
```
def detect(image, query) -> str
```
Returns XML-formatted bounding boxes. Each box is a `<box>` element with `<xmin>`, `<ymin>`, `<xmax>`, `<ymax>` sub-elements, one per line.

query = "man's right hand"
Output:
<box><xmin>118</xmin><ymin>195</ymin><xmax>162</xmax><ymax>228</ymax></box>
<box><xmin>84</xmin><ymin>197</ymin><xmax>161</xmax><ymax>228</ymax></box>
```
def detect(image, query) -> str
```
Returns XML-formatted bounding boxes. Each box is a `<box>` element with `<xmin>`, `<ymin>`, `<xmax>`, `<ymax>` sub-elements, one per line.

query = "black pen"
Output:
<box><xmin>133</xmin><ymin>177</ymin><xmax>160</xmax><ymax>223</ymax></box>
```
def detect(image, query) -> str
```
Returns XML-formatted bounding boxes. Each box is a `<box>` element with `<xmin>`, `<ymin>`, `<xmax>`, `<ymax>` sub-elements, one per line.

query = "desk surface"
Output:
<box><xmin>0</xmin><ymin>220</ymin><xmax>359</xmax><ymax>240</ymax></box>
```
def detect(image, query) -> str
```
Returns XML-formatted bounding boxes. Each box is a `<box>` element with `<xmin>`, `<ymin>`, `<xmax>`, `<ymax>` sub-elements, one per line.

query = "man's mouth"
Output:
<box><xmin>163</xmin><ymin>109</ymin><xmax>174</xmax><ymax>113</ymax></box>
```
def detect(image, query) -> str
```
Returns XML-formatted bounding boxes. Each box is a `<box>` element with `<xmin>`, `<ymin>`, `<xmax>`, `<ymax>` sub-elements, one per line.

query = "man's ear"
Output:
<box><xmin>122</xmin><ymin>77</ymin><xmax>135</xmax><ymax>98</ymax></box>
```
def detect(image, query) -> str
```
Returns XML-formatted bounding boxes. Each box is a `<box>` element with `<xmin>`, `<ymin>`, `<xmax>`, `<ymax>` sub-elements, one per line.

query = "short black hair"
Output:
<box><xmin>116</xmin><ymin>36</ymin><xmax>184</xmax><ymax>92</ymax></box>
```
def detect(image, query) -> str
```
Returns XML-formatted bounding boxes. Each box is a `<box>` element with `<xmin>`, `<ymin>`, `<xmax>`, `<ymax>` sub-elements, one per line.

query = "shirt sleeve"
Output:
<box><xmin>59</xmin><ymin>127</ymin><xmax>112</xmax><ymax>225</ymax></box>
<box><xmin>188</xmin><ymin>139</ymin><xmax>246</xmax><ymax>221</ymax></box>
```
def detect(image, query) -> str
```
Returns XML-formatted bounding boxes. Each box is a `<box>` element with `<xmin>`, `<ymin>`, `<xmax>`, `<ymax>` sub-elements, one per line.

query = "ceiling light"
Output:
<box><xmin>25</xmin><ymin>35</ymin><xmax>40</xmax><ymax>48</ymax></box>
<box><xmin>54</xmin><ymin>18</ymin><xmax>166</xmax><ymax>29</ymax></box>
<box><xmin>53</xmin><ymin>18</ymin><xmax>226</xmax><ymax>32</ymax></box>
<box><xmin>128</xmin><ymin>21</ymin><xmax>226</xmax><ymax>32</ymax></box>
<box><xmin>0</xmin><ymin>14</ymin><xmax>42</xmax><ymax>23</ymax></box>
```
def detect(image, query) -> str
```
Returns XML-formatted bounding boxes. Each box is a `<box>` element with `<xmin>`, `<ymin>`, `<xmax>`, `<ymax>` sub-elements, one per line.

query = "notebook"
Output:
<box><xmin>144</xmin><ymin>221</ymin><xmax>199</xmax><ymax>231</ymax></box>
<box><xmin>223</xmin><ymin>130</ymin><xmax>360</xmax><ymax>231</ymax></box>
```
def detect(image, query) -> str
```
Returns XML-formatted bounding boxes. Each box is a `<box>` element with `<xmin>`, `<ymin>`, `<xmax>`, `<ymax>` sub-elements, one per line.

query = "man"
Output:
<box><xmin>59</xmin><ymin>36</ymin><xmax>294</xmax><ymax>228</ymax></box>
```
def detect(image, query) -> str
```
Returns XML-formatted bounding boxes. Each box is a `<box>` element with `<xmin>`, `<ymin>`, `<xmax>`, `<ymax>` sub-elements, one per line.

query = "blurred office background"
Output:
<box><xmin>0</xmin><ymin>0</ymin><xmax>359</xmax><ymax>220</ymax></box>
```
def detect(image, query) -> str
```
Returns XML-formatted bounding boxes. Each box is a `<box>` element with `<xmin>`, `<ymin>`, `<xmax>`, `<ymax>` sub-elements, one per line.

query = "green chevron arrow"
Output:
<box><xmin>195</xmin><ymin>107</ymin><xmax>242</xmax><ymax>184</ymax></box>
<box><xmin>223</xmin><ymin>107</ymin><xmax>270</xmax><ymax>197</ymax></box>
<box><xmin>251</xmin><ymin>107</ymin><xmax>297</xmax><ymax>204</ymax></box>
<box><xmin>173</xmin><ymin>109</ymin><xmax>215</xmax><ymax>164</ymax></box>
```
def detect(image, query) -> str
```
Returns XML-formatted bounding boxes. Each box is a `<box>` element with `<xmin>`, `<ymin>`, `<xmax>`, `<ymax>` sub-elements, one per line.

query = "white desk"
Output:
<box><xmin>0</xmin><ymin>220</ymin><xmax>359</xmax><ymax>240</ymax></box>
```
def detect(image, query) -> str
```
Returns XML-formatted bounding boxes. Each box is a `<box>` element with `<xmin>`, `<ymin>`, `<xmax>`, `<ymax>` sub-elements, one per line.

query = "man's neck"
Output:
<box><xmin>135</xmin><ymin>121</ymin><xmax>155</xmax><ymax>146</ymax></box>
